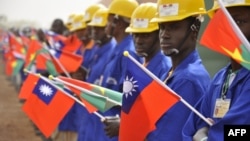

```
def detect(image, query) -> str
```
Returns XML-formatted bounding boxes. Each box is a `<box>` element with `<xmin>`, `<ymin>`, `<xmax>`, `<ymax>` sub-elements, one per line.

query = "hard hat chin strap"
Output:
<box><xmin>108</xmin><ymin>14</ymin><xmax>119</xmax><ymax>37</ymax></box>
<box><xmin>146</xmin><ymin>30</ymin><xmax>160</xmax><ymax>57</ymax></box>
<box><xmin>168</xmin><ymin>17</ymin><xmax>200</xmax><ymax>56</ymax></box>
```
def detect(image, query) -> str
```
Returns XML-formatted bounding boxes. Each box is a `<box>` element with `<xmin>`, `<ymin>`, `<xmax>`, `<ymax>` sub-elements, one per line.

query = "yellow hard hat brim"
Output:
<box><xmin>151</xmin><ymin>11</ymin><xmax>206</xmax><ymax>23</ymax></box>
<box><xmin>207</xmin><ymin>3</ymin><xmax>250</xmax><ymax>18</ymax></box>
<box><xmin>125</xmin><ymin>26</ymin><xmax>158</xmax><ymax>33</ymax></box>
<box><xmin>87</xmin><ymin>22</ymin><xmax>106</xmax><ymax>27</ymax></box>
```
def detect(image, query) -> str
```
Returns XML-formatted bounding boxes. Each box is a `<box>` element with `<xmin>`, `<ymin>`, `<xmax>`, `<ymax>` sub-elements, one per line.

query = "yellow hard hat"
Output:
<box><xmin>126</xmin><ymin>3</ymin><xmax>158</xmax><ymax>33</ymax></box>
<box><xmin>87</xmin><ymin>8</ymin><xmax>109</xmax><ymax>27</ymax></box>
<box><xmin>84</xmin><ymin>4</ymin><xmax>106</xmax><ymax>22</ymax></box>
<box><xmin>66</xmin><ymin>13</ymin><xmax>76</xmax><ymax>29</ymax></box>
<box><xmin>151</xmin><ymin>0</ymin><xmax>206</xmax><ymax>23</ymax></box>
<box><xmin>108</xmin><ymin>0</ymin><xmax>139</xmax><ymax>18</ymax></box>
<box><xmin>70</xmin><ymin>14</ymin><xmax>87</xmax><ymax>32</ymax></box>
<box><xmin>207</xmin><ymin>0</ymin><xmax>250</xmax><ymax>18</ymax></box>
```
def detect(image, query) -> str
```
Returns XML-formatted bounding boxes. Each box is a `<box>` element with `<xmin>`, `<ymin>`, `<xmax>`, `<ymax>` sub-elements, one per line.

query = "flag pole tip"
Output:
<box><xmin>23</xmin><ymin>69</ymin><xmax>28</xmax><ymax>73</ymax></box>
<box><xmin>123</xmin><ymin>51</ymin><xmax>129</xmax><ymax>57</ymax></box>
<box><xmin>48</xmin><ymin>75</ymin><xmax>54</xmax><ymax>80</ymax></box>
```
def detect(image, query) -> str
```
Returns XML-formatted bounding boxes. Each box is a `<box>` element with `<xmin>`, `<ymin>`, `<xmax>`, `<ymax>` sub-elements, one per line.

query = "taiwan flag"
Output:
<box><xmin>56</xmin><ymin>34</ymin><xmax>82</xmax><ymax>53</ymax></box>
<box><xmin>119</xmin><ymin>57</ymin><xmax>180</xmax><ymax>141</ymax></box>
<box><xmin>49</xmin><ymin>49</ymin><xmax>83</xmax><ymax>73</ymax></box>
<box><xmin>22</xmin><ymin>74</ymin><xmax>75</xmax><ymax>138</ymax></box>
<box><xmin>200</xmin><ymin>9</ymin><xmax>250</xmax><ymax>70</ymax></box>
<box><xmin>46</xmin><ymin>31</ymin><xmax>81</xmax><ymax>53</ymax></box>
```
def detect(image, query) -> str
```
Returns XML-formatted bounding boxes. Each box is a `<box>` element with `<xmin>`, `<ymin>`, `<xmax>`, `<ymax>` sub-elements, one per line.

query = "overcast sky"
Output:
<box><xmin>0</xmin><ymin>0</ymin><xmax>100</xmax><ymax>28</ymax></box>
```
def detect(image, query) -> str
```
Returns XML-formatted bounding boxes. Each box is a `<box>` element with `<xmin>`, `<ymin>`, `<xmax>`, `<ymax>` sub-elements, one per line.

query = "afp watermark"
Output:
<box><xmin>224</xmin><ymin>125</ymin><xmax>250</xmax><ymax>141</ymax></box>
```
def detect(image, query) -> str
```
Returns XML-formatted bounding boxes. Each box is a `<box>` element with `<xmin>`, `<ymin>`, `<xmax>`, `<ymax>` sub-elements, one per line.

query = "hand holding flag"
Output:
<box><xmin>120</xmin><ymin>51</ymin><xmax>213</xmax><ymax>141</ymax></box>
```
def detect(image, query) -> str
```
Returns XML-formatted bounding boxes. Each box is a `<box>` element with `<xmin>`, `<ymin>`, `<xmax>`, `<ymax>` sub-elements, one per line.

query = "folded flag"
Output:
<box><xmin>25</xmin><ymin>47</ymin><xmax>58</xmax><ymax>76</ymax></box>
<box><xmin>58</xmin><ymin>76</ymin><xmax>122</xmax><ymax>113</ymax></box>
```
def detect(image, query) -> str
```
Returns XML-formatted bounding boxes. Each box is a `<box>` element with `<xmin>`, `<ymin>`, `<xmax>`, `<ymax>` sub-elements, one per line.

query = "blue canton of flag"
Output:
<box><xmin>54</xmin><ymin>40</ymin><xmax>65</xmax><ymax>50</ymax></box>
<box><xmin>32</xmin><ymin>79</ymin><xmax>57</xmax><ymax>105</ymax></box>
<box><xmin>122</xmin><ymin>58</ymin><xmax>151</xmax><ymax>114</ymax></box>
<box><xmin>49</xmin><ymin>48</ymin><xmax>62</xmax><ymax>59</ymax></box>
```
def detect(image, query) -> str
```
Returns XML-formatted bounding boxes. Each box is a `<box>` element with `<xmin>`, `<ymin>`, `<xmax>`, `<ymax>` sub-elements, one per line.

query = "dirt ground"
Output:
<box><xmin>0</xmin><ymin>58</ymin><xmax>43</xmax><ymax>141</ymax></box>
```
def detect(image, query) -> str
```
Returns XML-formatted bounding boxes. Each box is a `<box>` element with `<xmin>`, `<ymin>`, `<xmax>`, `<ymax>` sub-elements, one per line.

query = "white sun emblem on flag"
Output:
<box><xmin>123</xmin><ymin>76</ymin><xmax>138</xmax><ymax>98</ymax></box>
<box><xmin>39</xmin><ymin>84</ymin><xmax>53</xmax><ymax>96</ymax></box>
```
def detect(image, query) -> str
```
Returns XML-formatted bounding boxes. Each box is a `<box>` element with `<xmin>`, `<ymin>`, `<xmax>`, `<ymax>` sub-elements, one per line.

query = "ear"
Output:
<box><xmin>114</xmin><ymin>19</ymin><xmax>122</xmax><ymax>28</ymax></box>
<box><xmin>190</xmin><ymin>25</ymin><xmax>199</xmax><ymax>41</ymax></box>
<box><xmin>192</xmin><ymin>30</ymin><xmax>198</xmax><ymax>41</ymax></box>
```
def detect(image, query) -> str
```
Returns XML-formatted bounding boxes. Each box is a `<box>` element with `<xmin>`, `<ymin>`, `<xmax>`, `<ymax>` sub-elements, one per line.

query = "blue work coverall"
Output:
<box><xmin>182</xmin><ymin>64</ymin><xmax>250</xmax><ymax>141</ymax></box>
<box><xmin>101</xmin><ymin>35</ymin><xmax>142</xmax><ymax>92</ymax></box>
<box><xmin>86</xmin><ymin>38</ymin><xmax>116</xmax><ymax>84</ymax></box>
<box><xmin>77</xmin><ymin>38</ymin><xmax>117</xmax><ymax>141</ymax></box>
<box><xmin>147</xmin><ymin>50</ymin><xmax>210</xmax><ymax>141</ymax></box>
<box><xmin>145</xmin><ymin>50</ymin><xmax>171</xmax><ymax>78</ymax></box>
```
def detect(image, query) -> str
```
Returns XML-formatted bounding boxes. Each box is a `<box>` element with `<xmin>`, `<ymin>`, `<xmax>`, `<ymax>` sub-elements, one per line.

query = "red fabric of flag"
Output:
<box><xmin>8</xmin><ymin>34</ymin><xmax>26</xmax><ymax>55</ymax></box>
<box><xmin>200</xmin><ymin>9</ymin><xmax>241</xmax><ymax>59</ymax></box>
<box><xmin>62</xmin><ymin>34</ymin><xmax>82</xmax><ymax>52</ymax></box>
<box><xmin>18</xmin><ymin>73</ymin><xmax>38</xmax><ymax>99</ymax></box>
<box><xmin>5</xmin><ymin>56</ymin><xmax>14</xmax><ymax>76</ymax></box>
<box><xmin>51</xmin><ymin>50</ymin><xmax>83</xmax><ymax>73</ymax></box>
<box><xmin>22</xmin><ymin>74</ymin><xmax>75</xmax><ymax>138</ymax></box>
<box><xmin>24</xmin><ymin>39</ymin><xmax>42</xmax><ymax>67</ymax></box>
<box><xmin>119</xmin><ymin>57</ymin><xmax>180</xmax><ymax>141</ymax></box>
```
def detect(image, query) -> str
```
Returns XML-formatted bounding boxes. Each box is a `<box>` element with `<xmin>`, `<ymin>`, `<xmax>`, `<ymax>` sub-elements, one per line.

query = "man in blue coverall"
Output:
<box><xmin>86</xmin><ymin>8</ymin><xmax>116</xmax><ymax>84</ymax></box>
<box><xmin>183</xmin><ymin>1</ymin><xmax>250</xmax><ymax>141</ymax></box>
<box><xmin>146</xmin><ymin>0</ymin><xmax>210</xmax><ymax>140</ymax></box>
<box><xmin>125</xmin><ymin>2</ymin><xmax>171</xmax><ymax>78</ymax></box>
<box><xmin>100</xmin><ymin>0</ymin><xmax>141</xmax><ymax>92</ymax></box>
<box><xmin>93</xmin><ymin>0</ymin><xmax>141</xmax><ymax>140</ymax></box>
<box><xmin>103</xmin><ymin>2</ymin><xmax>172</xmax><ymax>138</ymax></box>
<box><xmin>77</xmin><ymin>7</ymin><xmax>117</xmax><ymax>141</ymax></box>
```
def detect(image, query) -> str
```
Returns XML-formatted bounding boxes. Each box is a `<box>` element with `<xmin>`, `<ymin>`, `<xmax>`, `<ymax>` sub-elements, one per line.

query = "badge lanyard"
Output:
<box><xmin>221</xmin><ymin>69</ymin><xmax>238</xmax><ymax>99</ymax></box>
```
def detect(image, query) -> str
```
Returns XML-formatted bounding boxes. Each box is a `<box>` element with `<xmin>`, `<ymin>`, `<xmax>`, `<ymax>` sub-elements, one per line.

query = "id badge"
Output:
<box><xmin>213</xmin><ymin>99</ymin><xmax>231</xmax><ymax>118</ymax></box>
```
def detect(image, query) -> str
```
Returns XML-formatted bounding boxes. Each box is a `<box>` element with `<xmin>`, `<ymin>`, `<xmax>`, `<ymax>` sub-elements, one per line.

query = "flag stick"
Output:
<box><xmin>24</xmin><ymin>69</ymin><xmax>105</xmax><ymax>120</ymax></box>
<box><xmin>123</xmin><ymin>51</ymin><xmax>213</xmax><ymax>126</ymax></box>
<box><xmin>217</xmin><ymin>0</ymin><xmax>250</xmax><ymax>52</ymax></box>
<box><xmin>50</xmin><ymin>76</ymin><xmax>122</xmax><ymax>106</ymax></box>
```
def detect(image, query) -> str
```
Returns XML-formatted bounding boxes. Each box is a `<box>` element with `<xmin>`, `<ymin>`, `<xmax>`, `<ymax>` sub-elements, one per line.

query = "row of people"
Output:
<box><xmin>48</xmin><ymin>0</ymin><xmax>250</xmax><ymax>140</ymax></box>
<box><xmin>1</xmin><ymin>0</ymin><xmax>249</xmax><ymax>140</ymax></box>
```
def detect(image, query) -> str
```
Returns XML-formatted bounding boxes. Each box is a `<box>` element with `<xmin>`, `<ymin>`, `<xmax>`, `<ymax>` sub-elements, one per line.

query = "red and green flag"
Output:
<box><xmin>200</xmin><ymin>9</ymin><xmax>250</xmax><ymax>70</ymax></box>
<box><xmin>24</xmin><ymin>39</ymin><xmax>42</xmax><ymax>68</ymax></box>
<box><xmin>58</xmin><ymin>76</ymin><xmax>122</xmax><ymax>113</ymax></box>
<box><xmin>8</xmin><ymin>33</ymin><xmax>26</xmax><ymax>56</ymax></box>
<box><xmin>25</xmin><ymin>46</ymin><xmax>58</xmax><ymax>76</ymax></box>
<box><xmin>5</xmin><ymin>56</ymin><xmax>24</xmax><ymax>76</ymax></box>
